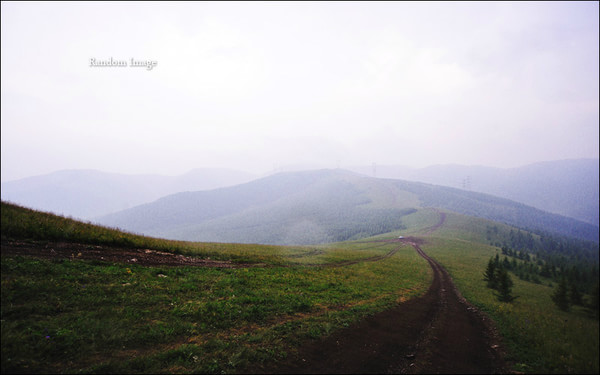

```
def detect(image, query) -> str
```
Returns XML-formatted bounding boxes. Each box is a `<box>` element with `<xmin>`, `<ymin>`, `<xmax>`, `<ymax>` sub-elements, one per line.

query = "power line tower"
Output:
<box><xmin>461</xmin><ymin>175</ymin><xmax>472</xmax><ymax>190</ymax></box>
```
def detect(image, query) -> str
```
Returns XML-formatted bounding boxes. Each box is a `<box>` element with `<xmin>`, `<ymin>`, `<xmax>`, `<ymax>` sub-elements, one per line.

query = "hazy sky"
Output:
<box><xmin>1</xmin><ymin>1</ymin><xmax>598</xmax><ymax>181</ymax></box>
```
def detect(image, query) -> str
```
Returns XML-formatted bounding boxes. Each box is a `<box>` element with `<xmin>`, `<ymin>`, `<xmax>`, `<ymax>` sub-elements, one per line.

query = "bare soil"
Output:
<box><xmin>0</xmin><ymin>240</ymin><xmax>255</xmax><ymax>268</ymax></box>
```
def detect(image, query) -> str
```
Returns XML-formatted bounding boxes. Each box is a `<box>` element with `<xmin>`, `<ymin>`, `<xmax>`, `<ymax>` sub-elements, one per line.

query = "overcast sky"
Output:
<box><xmin>1</xmin><ymin>1</ymin><xmax>598</xmax><ymax>181</ymax></box>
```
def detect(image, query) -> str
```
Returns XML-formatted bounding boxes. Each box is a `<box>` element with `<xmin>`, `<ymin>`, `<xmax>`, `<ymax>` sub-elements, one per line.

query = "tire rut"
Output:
<box><xmin>262</xmin><ymin>241</ymin><xmax>506</xmax><ymax>374</ymax></box>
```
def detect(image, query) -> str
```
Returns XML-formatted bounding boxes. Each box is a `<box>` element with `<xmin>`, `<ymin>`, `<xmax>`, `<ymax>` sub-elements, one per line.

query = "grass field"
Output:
<box><xmin>2</xmin><ymin>202</ymin><xmax>598</xmax><ymax>373</ymax></box>
<box><xmin>422</xmin><ymin>212</ymin><xmax>599</xmax><ymax>374</ymax></box>
<box><xmin>1</xmin><ymin>202</ymin><xmax>431</xmax><ymax>373</ymax></box>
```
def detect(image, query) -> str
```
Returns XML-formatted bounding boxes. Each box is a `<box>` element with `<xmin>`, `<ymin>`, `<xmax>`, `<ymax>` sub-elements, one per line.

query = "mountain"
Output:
<box><xmin>96</xmin><ymin>169</ymin><xmax>417</xmax><ymax>244</ymax></box>
<box><xmin>348</xmin><ymin>159</ymin><xmax>599</xmax><ymax>227</ymax></box>
<box><xmin>0</xmin><ymin>168</ymin><xmax>257</xmax><ymax>220</ymax></box>
<box><xmin>96</xmin><ymin>169</ymin><xmax>599</xmax><ymax>245</ymax></box>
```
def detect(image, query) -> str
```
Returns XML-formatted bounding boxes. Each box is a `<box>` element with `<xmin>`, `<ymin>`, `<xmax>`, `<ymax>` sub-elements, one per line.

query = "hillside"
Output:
<box><xmin>97</xmin><ymin>169</ymin><xmax>599</xmax><ymax>244</ymax></box>
<box><xmin>2</xmin><ymin>199</ymin><xmax>597</xmax><ymax>374</ymax></box>
<box><xmin>0</xmin><ymin>168</ymin><xmax>257</xmax><ymax>220</ymax></box>
<box><xmin>96</xmin><ymin>170</ymin><xmax>417</xmax><ymax>245</ymax></box>
<box><xmin>348</xmin><ymin>159</ymin><xmax>599</xmax><ymax>227</ymax></box>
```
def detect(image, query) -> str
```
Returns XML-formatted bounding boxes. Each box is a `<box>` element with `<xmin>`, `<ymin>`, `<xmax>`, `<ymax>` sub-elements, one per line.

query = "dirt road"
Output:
<box><xmin>2</xmin><ymin>211</ymin><xmax>507</xmax><ymax>373</ymax></box>
<box><xmin>258</xmin><ymin>237</ymin><xmax>506</xmax><ymax>374</ymax></box>
<box><xmin>259</xmin><ymin>210</ymin><xmax>507</xmax><ymax>374</ymax></box>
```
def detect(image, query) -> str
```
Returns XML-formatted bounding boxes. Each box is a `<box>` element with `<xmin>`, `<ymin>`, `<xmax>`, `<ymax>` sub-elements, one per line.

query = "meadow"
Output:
<box><xmin>2</xmin><ymin>202</ymin><xmax>598</xmax><ymax>373</ymax></box>
<box><xmin>420</xmin><ymin>212</ymin><xmax>599</xmax><ymax>374</ymax></box>
<box><xmin>1</xmin><ymin>202</ymin><xmax>431</xmax><ymax>373</ymax></box>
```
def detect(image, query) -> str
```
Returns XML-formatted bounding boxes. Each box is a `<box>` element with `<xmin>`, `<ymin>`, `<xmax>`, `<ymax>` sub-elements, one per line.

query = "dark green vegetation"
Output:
<box><xmin>551</xmin><ymin>277</ymin><xmax>572</xmax><ymax>312</ymax></box>
<box><xmin>97</xmin><ymin>169</ymin><xmax>599</xmax><ymax>244</ymax></box>
<box><xmin>484</xmin><ymin>227</ymin><xmax>599</xmax><ymax>315</ymax></box>
<box><xmin>483</xmin><ymin>255</ymin><xmax>517</xmax><ymax>302</ymax></box>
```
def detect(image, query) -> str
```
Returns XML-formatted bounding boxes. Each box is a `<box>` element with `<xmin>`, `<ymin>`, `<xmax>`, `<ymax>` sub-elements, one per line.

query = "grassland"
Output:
<box><xmin>2</xmin><ymin>202</ymin><xmax>598</xmax><ymax>374</ymax></box>
<box><xmin>1</xmin><ymin>202</ymin><xmax>431</xmax><ymax>373</ymax></box>
<box><xmin>421</xmin><ymin>212</ymin><xmax>599</xmax><ymax>374</ymax></box>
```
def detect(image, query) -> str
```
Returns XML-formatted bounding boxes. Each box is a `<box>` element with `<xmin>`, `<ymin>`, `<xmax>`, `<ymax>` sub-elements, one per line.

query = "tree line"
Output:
<box><xmin>483</xmin><ymin>237</ymin><xmax>599</xmax><ymax>317</ymax></box>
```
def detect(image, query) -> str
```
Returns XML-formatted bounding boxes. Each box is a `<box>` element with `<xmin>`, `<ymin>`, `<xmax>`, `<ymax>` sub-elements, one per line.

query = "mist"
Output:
<box><xmin>1</xmin><ymin>2</ymin><xmax>598</xmax><ymax>182</ymax></box>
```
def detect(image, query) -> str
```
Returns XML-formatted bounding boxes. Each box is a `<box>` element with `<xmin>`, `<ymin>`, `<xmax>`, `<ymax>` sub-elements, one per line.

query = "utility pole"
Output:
<box><xmin>461</xmin><ymin>176</ymin><xmax>471</xmax><ymax>190</ymax></box>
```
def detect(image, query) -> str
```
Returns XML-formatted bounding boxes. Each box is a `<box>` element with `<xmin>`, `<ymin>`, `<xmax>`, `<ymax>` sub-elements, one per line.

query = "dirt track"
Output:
<box><xmin>1</xmin><ymin>210</ymin><xmax>508</xmax><ymax>373</ymax></box>
<box><xmin>257</xmin><ymin>238</ymin><xmax>507</xmax><ymax>374</ymax></box>
<box><xmin>258</xmin><ymin>209</ymin><xmax>508</xmax><ymax>374</ymax></box>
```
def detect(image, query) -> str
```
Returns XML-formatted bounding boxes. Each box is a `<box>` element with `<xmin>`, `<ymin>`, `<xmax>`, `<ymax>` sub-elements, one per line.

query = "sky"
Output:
<box><xmin>1</xmin><ymin>1</ymin><xmax>598</xmax><ymax>182</ymax></box>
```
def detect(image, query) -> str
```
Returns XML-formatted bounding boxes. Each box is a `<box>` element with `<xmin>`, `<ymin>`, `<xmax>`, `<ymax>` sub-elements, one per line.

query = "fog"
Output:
<box><xmin>1</xmin><ymin>1</ymin><xmax>598</xmax><ymax>182</ymax></box>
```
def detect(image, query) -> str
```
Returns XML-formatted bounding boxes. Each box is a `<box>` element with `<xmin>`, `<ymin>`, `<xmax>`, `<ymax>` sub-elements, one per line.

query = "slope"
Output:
<box><xmin>348</xmin><ymin>159</ymin><xmax>599</xmax><ymax>226</ymax></box>
<box><xmin>97</xmin><ymin>169</ymin><xmax>599</xmax><ymax>244</ymax></box>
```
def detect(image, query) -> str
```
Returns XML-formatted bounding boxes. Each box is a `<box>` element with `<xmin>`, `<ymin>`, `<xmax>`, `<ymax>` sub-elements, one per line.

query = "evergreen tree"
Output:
<box><xmin>551</xmin><ymin>277</ymin><xmax>570</xmax><ymax>311</ymax></box>
<box><xmin>494</xmin><ymin>267</ymin><xmax>517</xmax><ymax>302</ymax></box>
<box><xmin>569</xmin><ymin>283</ymin><xmax>583</xmax><ymax>306</ymax></box>
<box><xmin>589</xmin><ymin>282</ymin><xmax>599</xmax><ymax>319</ymax></box>
<box><xmin>483</xmin><ymin>257</ymin><xmax>498</xmax><ymax>289</ymax></box>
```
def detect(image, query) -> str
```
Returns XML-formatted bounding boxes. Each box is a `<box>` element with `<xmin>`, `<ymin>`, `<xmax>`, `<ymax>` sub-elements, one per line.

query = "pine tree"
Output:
<box><xmin>483</xmin><ymin>257</ymin><xmax>497</xmax><ymax>289</ymax></box>
<box><xmin>551</xmin><ymin>277</ymin><xmax>570</xmax><ymax>311</ymax></box>
<box><xmin>494</xmin><ymin>267</ymin><xmax>517</xmax><ymax>303</ymax></box>
<box><xmin>569</xmin><ymin>283</ymin><xmax>583</xmax><ymax>306</ymax></box>
<box><xmin>588</xmin><ymin>282</ymin><xmax>599</xmax><ymax>319</ymax></box>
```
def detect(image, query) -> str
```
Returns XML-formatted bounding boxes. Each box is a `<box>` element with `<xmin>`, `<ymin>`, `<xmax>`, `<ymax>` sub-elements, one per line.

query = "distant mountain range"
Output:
<box><xmin>0</xmin><ymin>168</ymin><xmax>257</xmax><ymax>220</ymax></box>
<box><xmin>3</xmin><ymin>159</ymin><xmax>597</xmax><ymax>244</ymax></box>
<box><xmin>95</xmin><ymin>169</ymin><xmax>599</xmax><ymax>245</ymax></box>
<box><xmin>348</xmin><ymin>159</ymin><xmax>599</xmax><ymax>227</ymax></box>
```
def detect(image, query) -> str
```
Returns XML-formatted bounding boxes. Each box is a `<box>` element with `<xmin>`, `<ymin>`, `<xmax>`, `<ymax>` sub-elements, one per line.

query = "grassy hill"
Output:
<box><xmin>96</xmin><ymin>169</ymin><xmax>599</xmax><ymax>244</ymax></box>
<box><xmin>349</xmin><ymin>158</ymin><xmax>600</xmax><ymax>226</ymax></box>
<box><xmin>417</xmin><ymin>212</ymin><xmax>599</xmax><ymax>374</ymax></box>
<box><xmin>1</xmin><ymin>201</ymin><xmax>598</xmax><ymax>373</ymax></box>
<box><xmin>1</xmin><ymin>201</ymin><xmax>431</xmax><ymax>373</ymax></box>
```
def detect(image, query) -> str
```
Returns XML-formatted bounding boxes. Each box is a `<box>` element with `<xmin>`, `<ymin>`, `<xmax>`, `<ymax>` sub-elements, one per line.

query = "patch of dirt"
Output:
<box><xmin>0</xmin><ymin>240</ymin><xmax>405</xmax><ymax>269</ymax></box>
<box><xmin>0</xmin><ymin>240</ymin><xmax>260</xmax><ymax>268</ymax></box>
<box><xmin>422</xmin><ymin>210</ymin><xmax>447</xmax><ymax>235</ymax></box>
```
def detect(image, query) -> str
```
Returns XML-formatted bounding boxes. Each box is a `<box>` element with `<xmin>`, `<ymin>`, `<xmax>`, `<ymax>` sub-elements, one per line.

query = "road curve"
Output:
<box><xmin>262</xmin><ymin>238</ymin><xmax>506</xmax><ymax>374</ymax></box>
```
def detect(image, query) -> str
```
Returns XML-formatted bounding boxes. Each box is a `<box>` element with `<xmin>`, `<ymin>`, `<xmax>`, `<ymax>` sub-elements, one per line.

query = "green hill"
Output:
<box><xmin>96</xmin><ymin>169</ymin><xmax>599</xmax><ymax>244</ymax></box>
<box><xmin>349</xmin><ymin>158</ymin><xmax>600</xmax><ymax>226</ymax></box>
<box><xmin>1</xmin><ymin>200</ymin><xmax>432</xmax><ymax>373</ymax></box>
<box><xmin>1</xmin><ymin>200</ymin><xmax>598</xmax><ymax>373</ymax></box>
